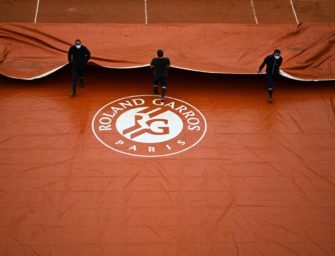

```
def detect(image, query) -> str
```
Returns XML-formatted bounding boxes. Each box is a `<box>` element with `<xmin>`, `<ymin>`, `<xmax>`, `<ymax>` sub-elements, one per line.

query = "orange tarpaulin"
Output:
<box><xmin>1</xmin><ymin>67</ymin><xmax>335</xmax><ymax>256</ymax></box>
<box><xmin>0</xmin><ymin>23</ymin><xmax>335</xmax><ymax>81</ymax></box>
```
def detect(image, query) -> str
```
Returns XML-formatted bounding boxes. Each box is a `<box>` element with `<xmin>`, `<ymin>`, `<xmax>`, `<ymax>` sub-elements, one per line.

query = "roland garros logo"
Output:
<box><xmin>92</xmin><ymin>95</ymin><xmax>207</xmax><ymax>157</ymax></box>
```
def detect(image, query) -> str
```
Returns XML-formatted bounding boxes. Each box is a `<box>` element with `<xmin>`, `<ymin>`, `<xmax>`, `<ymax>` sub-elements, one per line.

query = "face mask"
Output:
<box><xmin>274</xmin><ymin>55</ymin><xmax>280</xmax><ymax>60</ymax></box>
<box><xmin>75</xmin><ymin>44</ymin><xmax>82</xmax><ymax>49</ymax></box>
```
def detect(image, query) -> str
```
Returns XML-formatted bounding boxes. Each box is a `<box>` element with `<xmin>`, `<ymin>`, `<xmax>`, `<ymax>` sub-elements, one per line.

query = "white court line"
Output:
<box><xmin>250</xmin><ymin>0</ymin><xmax>259</xmax><ymax>24</ymax></box>
<box><xmin>289</xmin><ymin>0</ymin><xmax>300</xmax><ymax>24</ymax></box>
<box><xmin>34</xmin><ymin>0</ymin><xmax>40</xmax><ymax>23</ymax></box>
<box><xmin>144</xmin><ymin>0</ymin><xmax>148</xmax><ymax>24</ymax></box>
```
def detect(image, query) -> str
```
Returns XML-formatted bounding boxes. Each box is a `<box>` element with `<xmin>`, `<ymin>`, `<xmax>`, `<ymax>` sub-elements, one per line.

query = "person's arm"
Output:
<box><xmin>258</xmin><ymin>56</ymin><xmax>268</xmax><ymax>73</ymax></box>
<box><xmin>85</xmin><ymin>47</ymin><xmax>91</xmax><ymax>62</ymax></box>
<box><xmin>277</xmin><ymin>57</ymin><xmax>283</xmax><ymax>68</ymax></box>
<box><xmin>150</xmin><ymin>59</ymin><xmax>155</xmax><ymax>68</ymax></box>
<box><xmin>166</xmin><ymin>58</ymin><xmax>171</xmax><ymax>68</ymax></box>
<box><xmin>68</xmin><ymin>47</ymin><xmax>73</xmax><ymax>63</ymax></box>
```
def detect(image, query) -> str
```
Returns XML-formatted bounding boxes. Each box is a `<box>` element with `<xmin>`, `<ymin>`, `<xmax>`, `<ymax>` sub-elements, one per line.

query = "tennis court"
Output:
<box><xmin>0</xmin><ymin>1</ymin><xmax>335</xmax><ymax>256</ymax></box>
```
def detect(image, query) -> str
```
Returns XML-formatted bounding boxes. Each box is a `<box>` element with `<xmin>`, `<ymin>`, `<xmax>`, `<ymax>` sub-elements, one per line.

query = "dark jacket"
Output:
<box><xmin>68</xmin><ymin>45</ymin><xmax>91</xmax><ymax>65</ymax></box>
<box><xmin>259</xmin><ymin>55</ymin><xmax>283</xmax><ymax>75</ymax></box>
<box><xmin>151</xmin><ymin>57</ymin><xmax>171</xmax><ymax>78</ymax></box>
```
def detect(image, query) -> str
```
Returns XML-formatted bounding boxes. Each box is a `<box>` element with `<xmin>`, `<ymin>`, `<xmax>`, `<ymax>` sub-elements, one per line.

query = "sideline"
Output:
<box><xmin>144</xmin><ymin>0</ymin><xmax>148</xmax><ymax>24</ymax></box>
<box><xmin>289</xmin><ymin>0</ymin><xmax>300</xmax><ymax>24</ymax></box>
<box><xmin>250</xmin><ymin>0</ymin><xmax>259</xmax><ymax>24</ymax></box>
<box><xmin>34</xmin><ymin>0</ymin><xmax>40</xmax><ymax>23</ymax></box>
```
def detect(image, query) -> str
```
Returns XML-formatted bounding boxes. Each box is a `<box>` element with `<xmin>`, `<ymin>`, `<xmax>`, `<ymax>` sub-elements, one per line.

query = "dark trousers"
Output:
<box><xmin>72</xmin><ymin>64</ymin><xmax>85</xmax><ymax>94</ymax></box>
<box><xmin>266</xmin><ymin>74</ymin><xmax>276</xmax><ymax>97</ymax></box>
<box><xmin>153</xmin><ymin>77</ymin><xmax>167</xmax><ymax>98</ymax></box>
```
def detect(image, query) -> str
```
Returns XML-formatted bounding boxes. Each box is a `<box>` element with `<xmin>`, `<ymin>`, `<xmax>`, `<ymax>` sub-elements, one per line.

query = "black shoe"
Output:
<box><xmin>71</xmin><ymin>92</ymin><xmax>76</xmax><ymax>97</ymax></box>
<box><xmin>161</xmin><ymin>97</ymin><xmax>164</xmax><ymax>102</ymax></box>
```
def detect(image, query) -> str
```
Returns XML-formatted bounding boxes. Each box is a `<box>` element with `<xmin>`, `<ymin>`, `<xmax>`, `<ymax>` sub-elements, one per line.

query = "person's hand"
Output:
<box><xmin>257</xmin><ymin>69</ymin><xmax>262</xmax><ymax>74</ymax></box>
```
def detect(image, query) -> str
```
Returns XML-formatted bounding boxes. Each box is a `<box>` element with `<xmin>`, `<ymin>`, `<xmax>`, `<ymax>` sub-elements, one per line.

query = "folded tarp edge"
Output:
<box><xmin>1</xmin><ymin>23</ymin><xmax>334</xmax><ymax>81</ymax></box>
<box><xmin>1</xmin><ymin>64</ymin><xmax>335</xmax><ymax>82</ymax></box>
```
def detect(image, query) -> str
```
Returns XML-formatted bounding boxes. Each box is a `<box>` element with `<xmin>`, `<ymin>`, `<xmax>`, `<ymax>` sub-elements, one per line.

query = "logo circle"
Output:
<box><xmin>92</xmin><ymin>95</ymin><xmax>207</xmax><ymax>157</ymax></box>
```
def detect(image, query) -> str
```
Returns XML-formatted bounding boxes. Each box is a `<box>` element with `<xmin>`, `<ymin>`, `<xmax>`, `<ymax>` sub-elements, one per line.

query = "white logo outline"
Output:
<box><xmin>92</xmin><ymin>95</ymin><xmax>207</xmax><ymax>158</ymax></box>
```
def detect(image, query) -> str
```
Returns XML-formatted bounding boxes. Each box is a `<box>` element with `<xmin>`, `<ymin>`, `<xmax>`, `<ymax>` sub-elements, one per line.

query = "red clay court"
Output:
<box><xmin>0</xmin><ymin>1</ymin><xmax>335</xmax><ymax>256</ymax></box>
